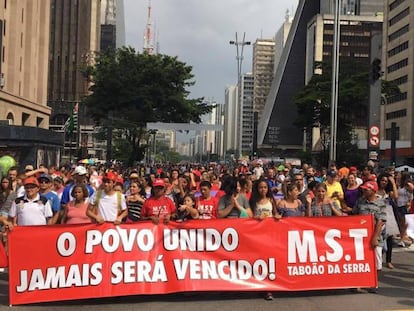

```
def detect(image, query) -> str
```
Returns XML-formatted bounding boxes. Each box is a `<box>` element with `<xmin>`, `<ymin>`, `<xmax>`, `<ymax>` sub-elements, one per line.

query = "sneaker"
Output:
<box><xmin>368</xmin><ymin>287</ymin><xmax>378</xmax><ymax>294</ymax></box>
<box><xmin>397</xmin><ymin>241</ymin><xmax>405</xmax><ymax>247</ymax></box>
<box><xmin>265</xmin><ymin>292</ymin><xmax>273</xmax><ymax>300</ymax></box>
<box><xmin>351</xmin><ymin>288</ymin><xmax>367</xmax><ymax>294</ymax></box>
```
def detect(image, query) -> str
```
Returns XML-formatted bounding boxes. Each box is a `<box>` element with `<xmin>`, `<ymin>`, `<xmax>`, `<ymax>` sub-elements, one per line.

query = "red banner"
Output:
<box><xmin>8</xmin><ymin>216</ymin><xmax>377</xmax><ymax>305</ymax></box>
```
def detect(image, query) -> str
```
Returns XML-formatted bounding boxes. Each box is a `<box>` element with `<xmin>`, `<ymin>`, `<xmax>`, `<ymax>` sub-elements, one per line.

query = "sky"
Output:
<box><xmin>123</xmin><ymin>0</ymin><xmax>299</xmax><ymax>104</ymax></box>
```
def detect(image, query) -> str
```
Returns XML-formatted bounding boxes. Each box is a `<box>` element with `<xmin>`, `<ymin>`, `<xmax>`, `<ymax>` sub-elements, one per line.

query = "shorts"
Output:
<box><xmin>397</xmin><ymin>206</ymin><xmax>408</xmax><ymax>221</ymax></box>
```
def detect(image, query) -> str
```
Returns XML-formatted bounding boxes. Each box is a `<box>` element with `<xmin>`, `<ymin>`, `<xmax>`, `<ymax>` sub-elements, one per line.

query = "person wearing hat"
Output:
<box><xmin>8</xmin><ymin>177</ymin><xmax>53</xmax><ymax>226</ymax></box>
<box><xmin>353</xmin><ymin>180</ymin><xmax>386</xmax><ymax>293</ymax></box>
<box><xmin>87</xmin><ymin>172</ymin><xmax>127</xmax><ymax>225</ymax></box>
<box><xmin>141</xmin><ymin>178</ymin><xmax>176</xmax><ymax>224</ymax></box>
<box><xmin>61</xmin><ymin>166</ymin><xmax>95</xmax><ymax>208</ymax></box>
<box><xmin>38</xmin><ymin>174</ymin><xmax>61</xmax><ymax>224</ymax></box>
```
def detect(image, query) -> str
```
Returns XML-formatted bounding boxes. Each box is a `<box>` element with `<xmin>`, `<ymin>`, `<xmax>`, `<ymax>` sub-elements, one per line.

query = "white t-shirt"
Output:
<box><xmin>90</xmin><ymin>190</ymin><xmax>127</xmax><ymax>222</ymax></box>
<box><xmin>9</xmin><ymin>194</ymin><xmax>53</xmax><ymax>226</ymax></box>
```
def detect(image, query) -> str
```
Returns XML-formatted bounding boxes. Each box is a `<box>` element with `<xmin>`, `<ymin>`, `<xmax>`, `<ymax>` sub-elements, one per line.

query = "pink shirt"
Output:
<box><xmin>66</xmin><ymin>200</ymin><xmax>91</xmax><ymax>224</ymax></box>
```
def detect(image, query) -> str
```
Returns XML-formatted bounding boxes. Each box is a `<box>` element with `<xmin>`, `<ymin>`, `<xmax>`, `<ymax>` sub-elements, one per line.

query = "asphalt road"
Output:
<box><xmin>0</xmin><ymin>246</ymin><xmax>413</xmax><ymax>311</ymax></box>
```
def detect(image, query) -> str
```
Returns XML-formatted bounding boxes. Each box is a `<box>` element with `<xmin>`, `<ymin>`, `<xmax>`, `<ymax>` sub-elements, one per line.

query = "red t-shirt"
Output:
<box><xmin>196</xmin><ymin>196</ymin><xmax>219</xmax><ymax>219</ymax></box>
<box><xmin>141</xmin><ymin>196</ymin><xmax>176</xmax><ymax>218</ymax></box>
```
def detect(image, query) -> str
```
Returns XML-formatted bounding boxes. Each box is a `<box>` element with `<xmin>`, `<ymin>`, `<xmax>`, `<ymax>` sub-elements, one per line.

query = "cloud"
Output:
<box><xmin>123</xmin><ymin>0</ymin><xmax>298</xmax><ymax>103</ymax></box>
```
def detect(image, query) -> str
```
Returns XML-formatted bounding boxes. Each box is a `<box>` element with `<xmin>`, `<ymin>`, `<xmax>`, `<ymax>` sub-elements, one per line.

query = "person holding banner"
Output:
<box><xmin>86</xmin><ymin>172</ymin><xmax>128</xmax><ymax>225</ymax></box>
<box><xmin>353</xmin><ymin>180</ymin><xmax>386</xmax><ymax>293</ymax></box>
<box><xmin>193</xmin><ymin>181</ymin><xmax>219</xmax><ymax>219</ymax></box>
<box><xmin>277</xmin><ymin>182</ymin><xmax>305</xmax><ymax>217</ymax></box>
<box><xmin>307</xmin><ymin>183</ymin><xmax>342</xmax><ymax>217</ymax></box>
<box><xmin>217</xmin><ymin>177</ymin><xmax>253</xmax><ymax>218</ymax></box>
<box><xmin>249</xmin><ymin>178</ymin><xmax>281</xmax><ymax>220</ymax></box>
<box><xmin>8</xmin><ymin>177</ymin><xmax>53</xmax><ymax>226</ymax></box>
<box><xmin>141</xmin><ymin>178</ymin><xmax>176</xmax><ymax>224</ymax></box>
<box><xmin>60</xmin><ymin>184</ymin><xmax>91</xmax><ymax>224</ymax></box>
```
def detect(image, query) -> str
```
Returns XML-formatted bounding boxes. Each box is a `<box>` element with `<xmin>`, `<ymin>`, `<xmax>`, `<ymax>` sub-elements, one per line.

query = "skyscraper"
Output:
<box><xmin>381</xmin><ymin>0</ymin><xmax>414</xmax><ymax>163</ymax></box>
<box><xmin>0</xmin><ymin>0</ymin><xmax>62</xmax><ymax>166</ymax></box>
<box><xmin>258</xmin><ymin>0</ymin><xmax>384</xmax><ymax>155</ymax></box>
<box><xmin>48</xmin><ymin>0</ymin><xmax>102</xmax><ymax>161</ymax></box>
<box><xmin>252</xmin><ymin>38</ymin><xmax>275</xmax><ymax>121</ymax></box>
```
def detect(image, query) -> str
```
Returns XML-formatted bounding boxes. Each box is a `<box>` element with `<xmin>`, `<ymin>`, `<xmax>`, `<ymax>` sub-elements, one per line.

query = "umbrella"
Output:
<box><xmin>78</xmin><ymin>159</ymin><xmax>94</xmax><ymax>165</ymax></box>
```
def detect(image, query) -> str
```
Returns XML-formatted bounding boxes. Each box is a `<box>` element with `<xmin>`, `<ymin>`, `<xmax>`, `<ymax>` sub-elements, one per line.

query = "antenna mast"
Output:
<box><xmin>143</xmin><ymin>0</ymin><xmax>155</xmax><ymax>54</ymax></box>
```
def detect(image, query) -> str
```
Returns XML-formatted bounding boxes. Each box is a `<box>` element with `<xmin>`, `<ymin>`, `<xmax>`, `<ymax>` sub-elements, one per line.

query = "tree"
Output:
<box><xmin>294</xmin><ymin>60</ymin><xmax>400</xmax><ymax>167</ymax></box>
<box><xmin>83</xmin><ymin>47</ymin><xmax>213</xmax><ymax>166</ymax></box>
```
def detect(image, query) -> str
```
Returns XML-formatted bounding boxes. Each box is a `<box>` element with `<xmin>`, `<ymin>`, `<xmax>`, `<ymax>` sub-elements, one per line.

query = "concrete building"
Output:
<box><xmin>381</xmin><ymin>0</ymin><xmax>414</xmax><ymax>163</ymax></box>
<box><xmin>224</xmin><ymin>85</ymin><xmax>239</xmax><ymax>156</ymax></box>
<box><xmin>306</xmin><ymin>14</ymin><xmax>382</xmax><ymax>151</ymax></box>
<box><xmin>48</xmin><ymin>0</ymin><xmax>102</xmax><ymax>162</ymax></box>
<box><xmin>252</xmin><ymin>38</ymin><xmax>275</xmax><ymax>121</ymax></box>
<box><xmin>258</xmin><ymin>0</ymin><xmax>384</xmax><ymax>156</ymax></box>
<box><xmin>100</xmin><ymin>0</ymin><xmax>126</xmax><ymax>51</ymax></box>
<box><xmin>0</xmin><ymin>0</ymin><xmax>62</xmax><ymax>168</ymax></box>
<box><xmin>240</xmin><ymin>73</ymin><xmax>254</xmax><ymax>155</ymax></box>
<box><xmin>274</xmin><ymin>11</ymin><xmax>293</xmax><ymax>76</ymax></box>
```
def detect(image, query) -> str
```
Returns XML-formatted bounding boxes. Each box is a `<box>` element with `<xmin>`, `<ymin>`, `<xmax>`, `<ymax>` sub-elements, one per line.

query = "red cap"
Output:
<box><xmin>349</xmin><ymin>166</ymin><xmax>357</xmax><ymax>172</ymax></box>
<box><xmin>360</xmin><ymin>181</ymin><xmax>378</xmax><ymax>192</ymax></box>
<box><xmin>24</xmin><ymin>177</ymin><xmax>39</xmax><ymax>187</ymax></box>
<box><xmin>152</xmin><ymin>178</ymin><xmax>165</xmax><ymax>188</ymax></box>
<box><xmin>103</xmin><ymin>171</ymin><xmax>117</xmax><ymax>182</ymax></box>
<box><xmin>368</xmin><ymin>174</ymin><xmax>377</xmax><ymax>181</ymax></box>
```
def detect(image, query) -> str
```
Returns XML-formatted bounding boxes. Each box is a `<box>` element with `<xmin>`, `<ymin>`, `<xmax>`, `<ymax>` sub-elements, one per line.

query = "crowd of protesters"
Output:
<box><xmin>0</xmin><ymin>158</ymin><xmax>413</xmax><ymax>298</ymax></box>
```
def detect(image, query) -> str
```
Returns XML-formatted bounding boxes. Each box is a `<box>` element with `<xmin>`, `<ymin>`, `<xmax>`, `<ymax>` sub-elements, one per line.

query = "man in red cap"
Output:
<box><xmin>353</xmin><ymin>180</ymin><xmax>386</xmax><ymax>293</ymax></box>
<box><xmin>86</xmin><ymin>172</ymin><xmax>127</xmax><ymax>225</ymax></box>
<box><xmin>141</xmin><ymin>178</ymin><xmax>176</xmax><ymax>224</ymax></box>
<box><xmin>8</xmin><ymin>177</ymin><xmax>53</xmax><ymax>226</ymax></box>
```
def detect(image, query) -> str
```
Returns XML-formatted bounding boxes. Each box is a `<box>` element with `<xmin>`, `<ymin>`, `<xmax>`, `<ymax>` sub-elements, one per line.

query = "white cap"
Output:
<box><xmin>72</xmin><ymin>166</ymin><xmax>87</xmax><ymax>176</ymax></box>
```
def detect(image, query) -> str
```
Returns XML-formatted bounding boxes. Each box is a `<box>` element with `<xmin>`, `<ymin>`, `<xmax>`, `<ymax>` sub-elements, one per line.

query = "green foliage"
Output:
<box><xmin>83</xmin><ymin>47</ymin><xmax>213</xmax><ymax>165</ymax></box>
<box><xmin>294</xmin><ymin>60</ymin><xmax>369</xmax><ymax>130</ymax></box>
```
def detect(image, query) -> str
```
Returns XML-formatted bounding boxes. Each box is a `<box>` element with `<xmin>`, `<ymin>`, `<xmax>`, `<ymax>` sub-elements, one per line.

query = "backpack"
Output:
<box><xmin>95</xmin><ymin>190</ymin><xmax>123</xmax><ymax>215</ymax></box>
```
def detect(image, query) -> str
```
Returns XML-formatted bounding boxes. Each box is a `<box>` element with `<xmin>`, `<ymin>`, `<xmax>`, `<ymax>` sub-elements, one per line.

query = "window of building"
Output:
<box><xmin>36</xmin><ymin>117</ymin><xmax>43</xmax><ymax>127</ymax></box>
<box><xmin>386</xmin><ymin>109</ymin><xmax>407</xmax><ymax>120</ymax></box>
<box><xmin>385</xmin><ymin>127</ymin><xmax>400</xmax><ymax>140</ymax></box>
<box><xmin>22</xmin><ymin>112</ymin><xmax>29</xmax><ymax>126</ymax></box>
<box><xmin>388</xmin><ymin>41</ymin><xmax>409</xmax><ymax>57</ymax></box>
<box><xmin>389</xmin><ymin>7</ymin><xmax>410</xmax><ymax>26</ymax></box>
<box><xmin>387</xmin><ymin>92</ymin><xmax>407</xmax><ymax>104</ymax></box>
<box><xmin>387</xmin><ymin>58</ymin><xmax>408</xmax><ymax>73</ymax></box>
<box><xmin>389</xmin><ymin>0</ymin><xmax>405</xmax><ymax>11</ymax></box>
<box><xmin>389</xmin><ymin>24</ymin><xmax>409</xmax><ymax>42</ymax></box>
<box><xmin>392</xmin><ymin>75</ymin><xmax>408</xmax><ymax>85</ymax></box>
<box><xmin>6</xmin><ymin>112</ymin><xmax>14</xmax><ymax>124</ymax></box>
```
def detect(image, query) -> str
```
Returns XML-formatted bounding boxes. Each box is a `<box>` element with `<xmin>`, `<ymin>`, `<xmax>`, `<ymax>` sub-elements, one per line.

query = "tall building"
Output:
<box><xmin>101</xmin><ymin>0</ymin><xmax>126</xmax><ymax>51</ymax></box>
<box><xmin>258</xmin><ymin>0</ymin><xmax>384</xmax><ymax>155</ymax></box>
<box><xmin>240</xmin><ymin>73</ymin><xmax>254</xmax><ymax>155</ymax></box>
<box><xmin>48</xmin><ymin>0</ymin><xmax>102</xmax><ymax>162</ymax></box>
<box><xmin>224</xmin><ymin>85</ymin><xmax>239</xmax><ymax>155</ymax></box>
<box><xmin>252</xmin><ymin>38</ymin><xmax>275</xmax><ymax>120</ymax></box>
<box><xmin>382</xmin><ymin>0</ymin><xmax>414</xmax><ymax>163</ymax></box>
<box><xmin>321</xmin><ymin>0</ymin><xmax>383</xmax><ymax>15</ymax></box>
<box><xmin>274</xmin><ymin>11</ymin><xmax>293</xmax><ymax>76</ymax></box>
<box><xmin>305</xmin><ymin>14</ymin><xmax>382</xmax><ymax>151</ymax></box>
<box><xmin>0</xmin><ymin>0</ymin><xmax>62</xmax><ymax>167</ymax></box>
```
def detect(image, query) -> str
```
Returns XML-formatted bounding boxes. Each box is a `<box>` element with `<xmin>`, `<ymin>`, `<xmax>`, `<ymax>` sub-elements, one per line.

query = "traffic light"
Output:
<box><xmin>371</xmin><ymin>58</ymin><xmax>382</xmax><ymax>82</ymax></box>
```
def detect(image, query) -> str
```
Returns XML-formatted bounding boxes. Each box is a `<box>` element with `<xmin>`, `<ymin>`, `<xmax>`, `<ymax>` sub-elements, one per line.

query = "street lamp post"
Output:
<box><xmin>230</xmin><ymin>32</ymin><xmax>251</xmax><ymax>159</ymax></box>
<box><xmin>329</xmin><ymin>0</ymin><xmax>341</xmax><ymax>164</ymax></box>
